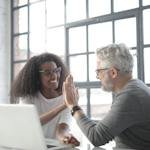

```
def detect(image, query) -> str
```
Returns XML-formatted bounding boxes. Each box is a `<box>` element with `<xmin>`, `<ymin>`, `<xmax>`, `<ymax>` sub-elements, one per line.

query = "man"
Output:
<box><xmin>63</xmin><ymin>43</ymin><xmax>150</xmax><ymax>149</ymax></box>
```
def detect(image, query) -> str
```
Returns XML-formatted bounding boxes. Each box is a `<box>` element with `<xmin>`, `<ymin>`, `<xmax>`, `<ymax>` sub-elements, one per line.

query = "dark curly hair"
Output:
<box><xmin>11</xmin><ymin>53</ymin><xmax>68</xmax><ymax>103</ymax></box>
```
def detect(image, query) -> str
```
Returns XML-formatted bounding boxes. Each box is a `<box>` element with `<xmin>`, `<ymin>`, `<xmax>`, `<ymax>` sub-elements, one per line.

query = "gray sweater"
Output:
<box><xmin>76</xmin><ymin>79</ymin><xmax>150</xmax><ymax>150</ymax></box>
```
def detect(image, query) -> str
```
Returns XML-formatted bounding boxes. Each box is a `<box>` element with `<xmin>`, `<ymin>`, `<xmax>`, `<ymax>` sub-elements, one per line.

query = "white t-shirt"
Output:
<box><xmin>19</xmin><ymin>92</ymin><xmax>71</xmax><ymax>139</ymax></box>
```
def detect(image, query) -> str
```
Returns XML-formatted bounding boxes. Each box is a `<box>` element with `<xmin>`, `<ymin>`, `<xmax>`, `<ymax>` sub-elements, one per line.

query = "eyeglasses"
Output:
<box><xmin>39</xmin><ymin>67</ymin><xmax>61</xmax><ymax>76</ymax></box>
<box><xmin>96</xmin><ymin>67</ymin><xmax>120</xmax><ymax>78</ymax></box>
<box><xmin>95</xmin><ymin>68</ymin><xmax>109</xmax><ymax>78</ymax></box>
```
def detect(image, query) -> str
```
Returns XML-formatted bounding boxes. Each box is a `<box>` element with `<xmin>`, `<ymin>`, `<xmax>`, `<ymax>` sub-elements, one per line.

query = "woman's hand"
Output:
<box><xmin>63</xmin><ymin>75</ymin><xmax>79</xmax><ymax>109</ymax></box>
<box><xmin>56</xmin><ymin>123</ymin><xmax>80</xmax><ymax>147</ymax></box>
<box><xmin>62</xmin><ymin>133</ymin><xmax>80</xmax><ymax>147</ymax></box>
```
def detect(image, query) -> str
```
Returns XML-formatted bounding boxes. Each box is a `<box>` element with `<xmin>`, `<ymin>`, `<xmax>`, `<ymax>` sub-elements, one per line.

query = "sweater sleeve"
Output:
<box><xmin>102</xmin><ymin>93</ymin><xmax>144</xmax><ymax>136</ymax></box>
<box><xmin>76</xmin><ymin>92</ymin><xmax>144</xmax><ymax>147</ymax></box>
<box><xmin>76</xmin><ymin>115</ymin><xmax>114</xmax><ymax>147</ymax></box>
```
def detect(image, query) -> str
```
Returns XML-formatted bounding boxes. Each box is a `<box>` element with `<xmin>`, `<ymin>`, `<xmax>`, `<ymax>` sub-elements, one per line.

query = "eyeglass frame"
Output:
<box><xmin>39</xmin><ymin>67</ymin><xmax>61</xmax><ymax>76</ymax></box>
<box><xmin>96</xmin><ymin>67</ymin><xmax>120</xmax><ymax>79</ymax></box>
<box><xmin>95</xmin><ymin>68</ymin><xmax>109</xmax><ymax>77</ymax></box>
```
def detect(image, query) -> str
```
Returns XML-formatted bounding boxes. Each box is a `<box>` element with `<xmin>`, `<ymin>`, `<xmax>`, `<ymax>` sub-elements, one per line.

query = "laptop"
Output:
<box><xmin>0</xmin><ymin>104</ymin><xmax>77</xmax><ymax>150</ymax></box>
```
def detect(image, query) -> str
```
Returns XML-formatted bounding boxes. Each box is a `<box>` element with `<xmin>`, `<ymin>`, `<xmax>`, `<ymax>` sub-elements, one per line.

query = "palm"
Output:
<box><xmin>63</xmin><ymin>75</ymin><xmax>78</xmax><ymax>108</ymax></box>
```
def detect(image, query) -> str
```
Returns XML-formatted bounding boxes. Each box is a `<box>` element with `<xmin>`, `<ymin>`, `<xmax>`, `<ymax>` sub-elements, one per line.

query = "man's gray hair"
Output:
<box><xmin>96</xmin><ymin>43</ymin><xmax>133</xmax><ymax>74</ymax></box>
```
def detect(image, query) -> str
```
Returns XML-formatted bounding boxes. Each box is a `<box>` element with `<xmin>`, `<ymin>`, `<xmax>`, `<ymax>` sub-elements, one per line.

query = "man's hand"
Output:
<box><xmin>63</xmin><ymin>75</ymin><xmax>79</xmax><ymax>109</ymax></box>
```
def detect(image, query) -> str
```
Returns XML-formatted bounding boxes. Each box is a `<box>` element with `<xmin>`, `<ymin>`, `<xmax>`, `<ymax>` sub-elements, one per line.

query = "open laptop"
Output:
<box><xmin>0</xmin><ymin>104</ymin><xmax>77</xmax><ymax>150</ymax></box>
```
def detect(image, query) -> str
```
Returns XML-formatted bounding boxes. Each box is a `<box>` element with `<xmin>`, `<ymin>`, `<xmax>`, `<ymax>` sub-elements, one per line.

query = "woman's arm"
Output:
<box><xmin>40</xmin><ymin>104</ymin><xmax>66</xmax><ymax>125</ymax></box>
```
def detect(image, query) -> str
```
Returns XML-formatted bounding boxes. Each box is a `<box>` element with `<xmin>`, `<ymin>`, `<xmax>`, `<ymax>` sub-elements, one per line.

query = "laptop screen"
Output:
<box><xmin>0</xmin><ymin>104</ymin><xmax>76</xmax><ymax>150</ymax></box>
<box><xmin>0</xmin><ymin>104</ymin><xmax>47</xmax><ymax>150</ymax></box>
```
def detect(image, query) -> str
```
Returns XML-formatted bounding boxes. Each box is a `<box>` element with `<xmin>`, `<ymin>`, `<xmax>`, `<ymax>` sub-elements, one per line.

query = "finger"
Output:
<box><xmin>63</xmin><ymin>82</ymin><xmax>67</xmax><ymax>93</ymax></box>
<box><xmin>64</xmin><ymin>76</ymin><xmax>71</xmax><ymax>88</ymax></box>
<box><xmin>67</xmin><ymin>74</ymin><xmax>73</xmax><ymax>85</ymax></box>
<box><xmin>63</xmin><ymin>81</ymin><xmax>69</xmax><ymax>94</ymax></box>
<box><xmin>70</xmin><ymin>74</ymin><xmax>73</xmax><ymax>83</ymax></box>
<box><xmin>66</xmin><ymin>74</ymin><xmax>71</xmax><ymax>84</ymax></box>
<box><xmin>62</xmin><ymin>83</ymin><xmax>66</xmax><ymax>97</ymax></box>
<box><xmin>63</xmin><ymin>137</ymin><xmax>69</xmax><ymax>144</ymax></box>
<box><xmin>75</xmin><ymin>87</ymin><xmax>79</xmax><ymax>101</ymax></box>
<box><xmin>68</xmin><ymin>137</ymin><xmax>80</xmax><ymax>146</ymax></box>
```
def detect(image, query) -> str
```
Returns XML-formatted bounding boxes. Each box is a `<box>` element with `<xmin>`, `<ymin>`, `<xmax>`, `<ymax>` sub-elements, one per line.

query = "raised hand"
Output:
<box><xmin>63</xmin><ymin>75</ymin><xmax>79</xmax><ymax>109</ymax></box>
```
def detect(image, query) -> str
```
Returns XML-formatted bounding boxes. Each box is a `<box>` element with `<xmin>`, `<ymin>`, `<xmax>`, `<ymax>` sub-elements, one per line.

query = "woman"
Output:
<box><xmin>11</xmin><ymin>53</ymin><xmax>79</xmax><ymax>146</ymax></box>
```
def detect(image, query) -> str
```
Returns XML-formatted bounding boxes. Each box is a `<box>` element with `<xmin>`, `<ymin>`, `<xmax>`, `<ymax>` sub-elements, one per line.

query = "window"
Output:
<box><xmin>144</xmin><ymin>48</ymin><xmax>150</xmax><ymax>84</ymax></box>
<box><xmin>14</xmin><ymin>35</ymin><xmax>28</xmax><ymax>61</ymax></box>
<box><xmin>11</xmin><ymin>0</ymin><xmax>150</xmax><ymax>119</ymax></box>
<box><xmin>66</xmin><ymin>0</ymin><xmax>86</xmax><ymax>23</ymax></box>
<box><xmin>69</xmin><ymin>55</ymin><xmax>87</xmax><ymax>82</ymax></box>
<box><xmin>143</xmin><ymin>9</ymin><xmax>150</xmax><ymax>45</ymax></box>
<box><xmin>89</xmin><ymin>0</ymin><xmax>111</xmax><ymax>17</ymax></box>
<box><xmin>88</xmin><ymin>22</ymin><xmax>112</xmax><ymax>52</ymax></box>
<box><xmin>90</xmin><ymin>89</ymin><xmax>112</xmax><ymax>120</ymax></box>
<box><xmin>69</xmin><ymin>26</ymin><xmax>86</xmax><ymax>54</ymax></box>
<box><xmin>143</xmin><ymin>0</ymin><xmax>150</xmax><ymax>6</ymax></box>
<box><xmin>30</xmin><ymin>1</ymin><xmax>46</xmax><ymax>56</ymax></box>
<box><xmin>47</xmin><ymin>27</ymin><xmax>65</xmax><ymax>56</ymax></box>
<box><xmin>143</xmin><ymin>8</ymin><xmax>150</xmax><ymax>84</ymax></box>
<box><xmin>114</xmin><ymin>0</ymin><xmax>139</xmax><ymax>12</ymax></box>
<box><xmin>115</xmin><ymin>18</ymin><xmax>136</xmax><ymax>47</ymax></box>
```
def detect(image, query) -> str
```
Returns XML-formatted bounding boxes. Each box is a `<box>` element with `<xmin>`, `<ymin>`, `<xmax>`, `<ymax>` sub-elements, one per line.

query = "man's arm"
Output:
<box><xmin>70</xmin><ymin>107</ymin><xmax>114</xmax><ymax>147</ymax></box>
<box><xmin>63</xmin><ymin>75</ymin><xmax>144</xmax><ymax>147</ymax></box>
<box><xmin>63</xmin><ymin>75</ymin><xmax>114</xmax><ymax>146</ymax></box>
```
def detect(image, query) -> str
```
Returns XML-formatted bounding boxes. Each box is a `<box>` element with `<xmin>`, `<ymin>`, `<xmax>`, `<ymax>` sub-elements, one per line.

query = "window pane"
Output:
<box><xmin>114</xmin><ymin>0</ymin><xmax>139</xmax><ymax>12</ymax></box>
<box><xmin>88</xmin><ymin>22</ymin><xmax>112</xmax><ymax>52</ymax></box>
<box><xmin>47</xmin><ymin>0</ymin><xmax>64</xmax><ymax>26</ymax></box>
<box><xmin>89</xmin><ymin>54</ymin><xmax>98</xmax><ymax>81</ymax></box>
<box><xmin>30</xmin><ymin>0</ymin><xmax>41</xmax><ymax>3</ymax></box>
<box><xmin>130</xmin><ymin>49</ymin><xmax>137</xmax><ymax>79</ymax></box>
<box><xmin>30</xmin><ymin>2</ymin><xmax>45</xmax><ymax>56</ymax></box>
<box><xmin>115</xmin><ymin>18</ymin><xmax>136</xmax><ymax>47</ymax></box>
<box><xmin>90</xmin><ymin>88</ymin><xmax>112</xmax><ymax>120</ymax></box>
<box><xmin>14</xmin><ymin>35</ymin><xmax>28</xmax><ymax>61</ymax></box>
<box><xmin>14</xmin><ymin>7</ymin><xmax>28</xmax><ymax>34</ymax></box>
<box><xmin>144</xmin><ymin>48</ymin><xmax>150</xmax><ymax>84</ymax></box>
<box><xmin>14</xmin><ymin>0</ymin><xmax>28</xmax><ymax>7</ymax></box>
<box><xmin>30</xmin><ymin>32</ymin><xmax>46</xmax><ymax>56</ymax></box>
<box><xmin>30</xmin><ymin>2</ymin><xmax>45</xmax><ymax>32</ymax></box>
<box><xmin>143</xmin><ymin>9</ymin><xmax>150</xmax><ymax>44</ymax></box>
<box><xmin>69</xmin><ymin>55</ymin><xmax>87</xmax><ymax>82</ymax></box>
<box><xmin>66</xmin><ymin>0</ymin><xmax>86</xmax><ymax>22</ymax></box>
<box><xmin>89</xmin><ymin>0</ymin><xmax>111</xmax><ymax>18</ymax></box>
<box><xmin>143</xmin><ymin>0</ymin><xmax>150</xmax><ymax>6</ymax></box>
<box><xmin>78</xmin><ymin>89</ymin><xmax>87</xmax><ymax>114</ymax></box>
<box><xmin>69</xmin><ymin>26</ymin><xmax>86</xmax><ymax>54</ymax></box>
<box><xmin>14</xmin><ymin>62</ymin><xmax>26</xmax><ymax>79</ymax></box>
<box><xmin>47</xmin><ymin>27</ymin><xmax>65</xmax><ymax>57</ymax></box>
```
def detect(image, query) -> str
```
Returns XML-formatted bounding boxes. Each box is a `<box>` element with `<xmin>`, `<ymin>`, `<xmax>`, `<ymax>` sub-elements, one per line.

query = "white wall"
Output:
<box><xmin>0</xmin><ymin>0</ymin><xmax>10</xmax><ymax>103</ymax></box>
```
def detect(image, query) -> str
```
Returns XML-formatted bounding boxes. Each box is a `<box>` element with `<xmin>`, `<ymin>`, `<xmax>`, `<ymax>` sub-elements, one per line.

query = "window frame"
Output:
<box><xmin>11</xmin><ymin>0</ymin><xmax>150</xmax><ymax>117</ymax></box>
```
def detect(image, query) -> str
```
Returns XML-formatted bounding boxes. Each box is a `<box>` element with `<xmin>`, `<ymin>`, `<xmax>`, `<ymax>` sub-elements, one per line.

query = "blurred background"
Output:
<box><xmin>1</xmin><ymin>0</ymin><xmax>150</xmax><ymax>121</ymax></box>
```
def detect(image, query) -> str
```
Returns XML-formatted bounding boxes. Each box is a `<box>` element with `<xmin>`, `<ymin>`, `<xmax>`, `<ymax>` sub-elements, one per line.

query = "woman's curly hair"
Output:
<box><xmin>11</xmin><ymin>53</ymin><xmax>68</xmax><ymax>103</ymax></box>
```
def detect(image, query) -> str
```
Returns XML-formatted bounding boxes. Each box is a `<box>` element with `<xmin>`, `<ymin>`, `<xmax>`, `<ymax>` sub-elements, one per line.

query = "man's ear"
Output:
<box><xmin>110</xmin><ymin>67</ymin><xmax>118</xmax><ymax>79</ymax></box>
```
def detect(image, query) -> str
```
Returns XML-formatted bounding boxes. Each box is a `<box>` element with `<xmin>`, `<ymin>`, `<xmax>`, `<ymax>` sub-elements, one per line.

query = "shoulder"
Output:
<box><xmin>113</xmin><ymin>91</ymin><xmax>142</xmax><ymax>113</ymax></box>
